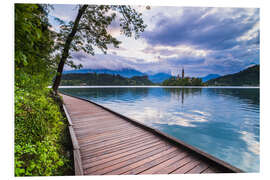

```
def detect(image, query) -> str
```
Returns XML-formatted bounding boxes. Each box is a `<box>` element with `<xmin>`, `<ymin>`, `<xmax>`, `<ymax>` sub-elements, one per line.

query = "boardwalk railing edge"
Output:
<box><xmin>62</xmin><ymin>103</ymin><xmax>84</xmax><ymax>175</ymax></box>
<box><xmin>60</xmin><ymin>92</ymin><xmax>244</xmax><ymax>173</ymax></box>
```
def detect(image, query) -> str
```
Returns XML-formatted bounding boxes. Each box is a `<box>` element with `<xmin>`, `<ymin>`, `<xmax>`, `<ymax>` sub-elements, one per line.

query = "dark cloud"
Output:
<box><xmin>166</xmin><ymin>56</ymin><xmax>205</xmax><ymax>66</ymax></box>
<box><xmin>143</xmin><ymin>8</ymin><xmax>259</xmax><ymax>50</ymax></box>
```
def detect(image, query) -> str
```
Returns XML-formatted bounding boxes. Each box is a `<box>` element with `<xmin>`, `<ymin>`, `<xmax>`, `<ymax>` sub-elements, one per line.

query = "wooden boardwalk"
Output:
<box><xmin>61</xmin><ymin>94</ymin><xmax>243</xmax><ymax>175</ymax></box>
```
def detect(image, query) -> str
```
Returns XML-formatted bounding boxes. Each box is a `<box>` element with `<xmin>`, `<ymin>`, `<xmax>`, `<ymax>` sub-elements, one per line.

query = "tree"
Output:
<box><xmin>52</xmin><ymin>5</ymin><xmax>147</xmax><ymax>92</ymax></box>
<box><xmin>15</xmin><ymin>4</ymin><xmax>56</xmax><ymax>90</ymax></box>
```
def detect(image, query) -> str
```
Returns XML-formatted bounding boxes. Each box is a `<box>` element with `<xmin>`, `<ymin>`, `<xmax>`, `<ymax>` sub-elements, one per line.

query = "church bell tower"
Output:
<box><xmin>182</xmin><ymin>68</ymin><xmax>184</xmax><ymax>79</ymax></box>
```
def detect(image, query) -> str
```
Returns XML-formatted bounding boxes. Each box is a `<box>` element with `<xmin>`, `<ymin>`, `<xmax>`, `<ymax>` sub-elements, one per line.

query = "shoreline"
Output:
<box><xmin>53</xmin><ymin>85</ymin><xmax>260</xmax><ymax>89</ymax></box>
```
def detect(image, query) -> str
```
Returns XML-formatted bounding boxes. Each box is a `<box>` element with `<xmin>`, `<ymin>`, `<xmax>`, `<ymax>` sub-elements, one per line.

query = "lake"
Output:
<box><xmin>59</xmin><ymin>87</ymin><xmax>259</xmax><ymax>172</ymax></box>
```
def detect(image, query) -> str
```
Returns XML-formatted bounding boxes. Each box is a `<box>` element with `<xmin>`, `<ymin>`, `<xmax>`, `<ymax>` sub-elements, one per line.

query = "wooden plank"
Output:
<box><xmin>70</xmin><ymin>112</ymin><xmax>112</xmax><ymax>119</ymax></box>
<box><xmin>68</xmin><ymin>126</ymin><xmax>79</xmax><ymax>150</ymax></box>
<box><xmin>123</xmin><ymin>150</ymin><xmax>181</xmax><ymax>175</ymax></box>
<box><xmin>69</xmin><ymin>110</ymin><xmax>105</xmax><ymax>115</ymax></box>
<box><xmin>72</xmin><ymin>118</ymin><xmax>126</xmax><ymax>128</ymax></box>
<box><xmin>202</xmin><ymin>166</ymin><xmax>223</xmax><ymax>173</ymax></box>
<box><xmin>76</xmin><ymin>126</ymin><xmax>146</xmax><ymax>142</ymax></box>
<box><xmin>75</xmin><ymin>125</ymin><xmax>144</xmax><ymax>140</ymax></box>
<box><xmin>74</xmin><ymin>122</ymin><xmax>137</xmax><ymax>135</ymax></box>
<box><xmin>86</xmin><ymin>143</ymin><xmax>171</xmax><ymax>175</ymax></box>
<box><xmin>186</xmin><ymin>162</ymin><xmax>209</xmax><ymax>174</ymax></box>
<box><xmin>82</xmin><ymin>138</ymin><xmax>163</xmax><ymax>163</ymax></box>
<box><xmin>74</xmin><ymin>122</ymin><xmax>132</xmax><ymax>134</ymax></box>
<box><xmin>62</xmin><ymin>103</ymin><xmax>83</xmax><ymax>175</ymax></box>
<box><xmin>77</xmin><ymin>127</ymin><xmax>147</xmax><ymax>144</ymax></box>
<box><xmin>154</xmin><ymin>155</ymin><xmax>194</xmax><ymax>174</ymax></box>
<box><xmin>80</xmin><ymin>132</ymin><xmax>154</xmax><ymax>153</ymax></box>
<box><xmin>171</xmin><ymin>158</ymin><xmax>201</xmax><ymax>174</ymax></box>
<box><xmin>109</xmin><ymin>147</ymin><xmax>179</xmax><ymax>175</ymax></box>
<box><xmin>74</xmin><ymin>149</ymin><xmax>84</xmax><ymax>175</ymax></box>
<box><xmin>81</xmin><ymin>136</ymin><xmax>161</xmax><ymax>159</ymax></box>
<box><xmin>82</xmin><ymin>140</ymin><xmax>165</xmax><ymax>169</ymax></box>
<box><xmin>140</xmin><ymin>151</ymin><xmax>189</xmax><ymax>174</ymax></box>
<box><xmin>79</xmin><ymin>130</ymin><xmax>148</xmax><ymax>149</ymax></box>
<box><xmin>72</xmin><ymin>116</ymin><xmax>123</xmax><ymax>125</ymax></box>
<box><xmin>70</xmin><ymin>114</ymin><xmax>117</xmax><ymax>123</ymax></box>
<box><xmin>63</xmin><ymin>104</ymin><xmax>73</xmax><ymax>126</ymax></box>
<box><xmin>81</xmin><ymin>134</ymin><xmax>157</xmax><ymax>156</ymax></box>
<box><xmin>74</xmin><ymin>120</ymin><xmax>131</xmax><ymax>130</ymax></box>
<box><xmin>78</xmin><ymin>128</ymin><xmax>147</xmax><ymax>147</ymax></box>
<box><xmin>72</xmin><ymin>115</ymin><xmax>122</xmax><ymax>123</ymax></box>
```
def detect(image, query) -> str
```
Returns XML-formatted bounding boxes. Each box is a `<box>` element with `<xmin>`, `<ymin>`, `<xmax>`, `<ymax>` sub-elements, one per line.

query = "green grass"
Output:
<box><xmin>15</xmin><ymin>87</ymin><xmax>74</xmax><ymax>176</ymax></box>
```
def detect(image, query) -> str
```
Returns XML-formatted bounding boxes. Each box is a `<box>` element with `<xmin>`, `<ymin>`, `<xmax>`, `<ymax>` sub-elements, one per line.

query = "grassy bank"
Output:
<box><xmin>15</xmin><ymin>87</ymin><xmax>74</xmax><ymax>176</ymax></box>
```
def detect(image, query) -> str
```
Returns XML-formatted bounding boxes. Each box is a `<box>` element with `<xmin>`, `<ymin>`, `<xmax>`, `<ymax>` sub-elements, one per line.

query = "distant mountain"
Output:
<box><xmin>63</xmin><ymin>68</ymin><xmax>145</xmax><ymax>78</ymax></box>
<box><xmin>63</xmin><ymin>68</ymin><xmax>172</xmax><ymax>83</ymax></box>
<box><xmin>206</xmin><ymin>65</ymin><xmax>259</xmax><ymax>86</ymax></box>
<box><xmin>148</xmin><ymin>73</ymin><xmax>172</xmax><ymax>83</ymax></box>
<box><xmin>201</xmin><ymin>74</ymin><xmax>220</xmax><ymax>82</ymax></box>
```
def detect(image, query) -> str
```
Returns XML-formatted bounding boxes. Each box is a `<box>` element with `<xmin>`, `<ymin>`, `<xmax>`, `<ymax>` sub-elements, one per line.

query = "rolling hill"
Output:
<box><xmin>206</xmin><ymin>65</ymin><xmax>259</xmax><ymax>86</ymax></box>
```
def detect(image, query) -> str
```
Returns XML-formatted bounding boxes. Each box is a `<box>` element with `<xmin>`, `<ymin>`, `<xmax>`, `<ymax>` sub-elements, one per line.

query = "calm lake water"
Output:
<box><xmin>60</xmin><ymin>87</ymin><xmax>260</xmax><ymax>172</ymax></box>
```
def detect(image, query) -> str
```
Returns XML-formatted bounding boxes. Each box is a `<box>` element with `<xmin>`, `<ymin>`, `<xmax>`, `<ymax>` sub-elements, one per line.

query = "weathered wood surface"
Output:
<box><xmin>61</xmin><ymin>93</ymin><xmax>243</xmax><ymax>175</ymax></box>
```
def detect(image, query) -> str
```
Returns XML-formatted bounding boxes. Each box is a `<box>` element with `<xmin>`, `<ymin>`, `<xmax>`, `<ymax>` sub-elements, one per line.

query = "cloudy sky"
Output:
<box><xmin>49</xmin><ymin>4</ymin><xmax>259</xmax><ymax>77</ymax></box>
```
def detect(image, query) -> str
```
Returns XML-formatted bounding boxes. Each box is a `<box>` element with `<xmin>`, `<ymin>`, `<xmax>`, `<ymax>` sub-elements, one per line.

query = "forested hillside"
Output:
<box><xmin>206</xmin><ymin>65</ymin><xmax>259</xmax><ymax>86</ymax></box>
<box><xmin>61</xmin><ymin>73</ymin><xmax>155</xmax><ymax>85</ymax></box>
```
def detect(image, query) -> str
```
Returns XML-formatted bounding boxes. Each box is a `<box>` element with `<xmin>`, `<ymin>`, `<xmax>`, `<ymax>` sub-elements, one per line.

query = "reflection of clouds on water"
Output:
<box><xmin>123</xmin><ymin>105</ymin><xmax>209</xmax><ymax>128</ymax></box>
<box><xmin>238</xmin><ymin>151</ymin><xmax>260</xmax><ymax>172</ymax></box>
<box><xmin>240</xmin><ymin>131</ymin><xmax>260</xmax><ymax>155</ymax></box>
<box><xmin>128</xmin><ymin>107</ymin><xmax>164</xmax><ymax>122</ymax></box>
<box><xmin>192</xmin><ymin>110</ymin><xmax>210</xmax><ymax>116</ymax></box>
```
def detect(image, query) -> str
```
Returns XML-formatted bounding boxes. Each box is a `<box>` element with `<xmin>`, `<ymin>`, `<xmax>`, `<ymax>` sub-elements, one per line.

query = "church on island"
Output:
<box><xmin>163</xmin><ymin>68</ymin><xmax>203</xmax><ymax>86</ymax></box>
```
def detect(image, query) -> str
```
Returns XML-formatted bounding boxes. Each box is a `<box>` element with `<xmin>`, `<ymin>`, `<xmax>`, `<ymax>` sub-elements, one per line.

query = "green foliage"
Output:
<box><xmin>206</xmin><ymin>65</ymin><xmax>259</xmax><ymax>86</ymax></box>
<box><xmin>15</xmin><ymin>4</ymin><xmax>72</xmax><ymax>176</ymax></box>
<box><xmin>60</xmin><ymin>73</ymin><xmax>155</xmax><ymax>86</ymax></box>
<box><xmin>162</xmin><ymin>77</ymin><xmax>204</xmax><ymax>86</ymax></box>
<box><xmin>15</xmin><ymin>4</ymin><xmax>57</xmax><ymax>84</ymax></box>
<box><xmin>15</xmin><ymin>87</ymin><xmax>70</xmax><ymax>176</ymax></box>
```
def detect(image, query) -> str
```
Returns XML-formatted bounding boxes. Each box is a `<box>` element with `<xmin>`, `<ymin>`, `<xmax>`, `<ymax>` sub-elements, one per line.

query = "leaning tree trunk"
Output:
<box><xmin>52</xmin><ymin>5</ymin><xmax>88</xmax><ymax>92</ymax></box>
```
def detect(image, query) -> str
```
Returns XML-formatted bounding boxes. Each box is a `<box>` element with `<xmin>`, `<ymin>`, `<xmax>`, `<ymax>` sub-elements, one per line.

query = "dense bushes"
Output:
<box><xmin>14</xmin><ymin>86</ymin><xmax>72</xmax><ymax>176</ymax></box>
<box><xmin>15</xmin><ymin>4</ymin><xmax>72</xmax><ymax>176</ymax></box>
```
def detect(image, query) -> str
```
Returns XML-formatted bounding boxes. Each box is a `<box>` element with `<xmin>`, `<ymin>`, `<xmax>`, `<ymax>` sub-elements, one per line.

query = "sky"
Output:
<box><xmin>48</xmin><ymin>4</ymin><xmax>259</xmax><ymax>77</ymax></box>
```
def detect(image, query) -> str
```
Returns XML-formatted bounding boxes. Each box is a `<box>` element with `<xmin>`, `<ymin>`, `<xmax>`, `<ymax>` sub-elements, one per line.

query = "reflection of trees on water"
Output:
<box><xmin>207</xmin><ymin>88</ymin><xmax>259</xmax><ymax>106</ymax></box>
<box><xmin>163</xmin><ymin>88</ymin><xmax>202</xmax><ymax>104</ymax></box>
<box><xmin>61</xmin><ymin>87</ymin><xmax>259</xmax><ymax>107</ymax></box>
<box><xmin>60</xmin><ymin>88</ymin><xmax>149</xmax><ymax>101</ymax></box>
<box><xmin>162</xmin><ymin>88</ymin><xmax>259</xmax><ymax>106</ymax></box>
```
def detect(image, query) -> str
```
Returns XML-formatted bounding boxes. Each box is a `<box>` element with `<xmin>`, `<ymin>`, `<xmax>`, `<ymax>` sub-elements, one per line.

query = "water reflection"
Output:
<box><xmin>60</xmin><ymin>87</ymin><xmax>259</xmax><ymax>172</ymax></box>
<box><xmin>62</xmin><ymin>87</ymin><xmax>149</xmax><ymax>101</ymax></box>
<box><xmin>163</xmin><ymin>88</ymin><xmax>202</xmax><ymax>105</ymax></box>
